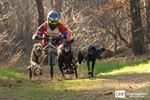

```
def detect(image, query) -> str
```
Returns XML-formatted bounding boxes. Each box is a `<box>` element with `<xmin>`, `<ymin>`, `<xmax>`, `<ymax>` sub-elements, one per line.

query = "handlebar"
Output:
<box><xmin>36</xmin><ymin>33</ymin><xmax>74</xmax><ymax>50</ymax></box>
<box><xmin>43</xmin><ymin>41</ymin><xmax>57</xmax><ymax>50</ymax></box>
<box><xmin>42</xmin><ymin>35</ymin><xmax>64</xmax><ymax>50</ymax></box>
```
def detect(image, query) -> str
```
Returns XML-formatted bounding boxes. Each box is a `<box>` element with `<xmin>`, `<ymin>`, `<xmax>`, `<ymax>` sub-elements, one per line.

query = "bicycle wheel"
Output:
<box><xmin>48</xmin><ymin>51</ymin><xmax>56</xmax><ymax>79</ymax></box>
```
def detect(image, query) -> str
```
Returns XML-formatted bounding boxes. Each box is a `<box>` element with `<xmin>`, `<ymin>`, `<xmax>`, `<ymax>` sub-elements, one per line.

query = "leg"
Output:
<box><xmin>33</xmin><ymin>68</ymin><xmax>38</xmax><ymax>76</ymax></box>
<box><xmin>58</xmin><ymin>64</ymin><xmax>65</xmax><ymax>78</ymax></box>
<box><xmin>39</xmin><ymin>51</ymin><xmax>46</xmax><ymax>76</ymax></box>
<box><xmin>29</xmin><ymin>68</ymin><xmax>32</xmax><ymax>79</ymax></box>
<box><xmin>39</xmin><ymin>69</ymin><xmax>43</xmax><ymax>75</ymax></box>
<box><xmin>74</xmin><ymin>65</ymin><xmax>78</xmax><ymax>78</ymax></box>
<box><xmin>91</xmin><ymin>59</ymin><xmax>96</xmax><ymax>77</ymax></box>
<box><xmin>58</xmin><ymin>55</ymin><xmax>65</xmax><ymax>79</ymax></box>
<box><xmin>34</xmin><ymin>64</ymin><xmax>42</xmax><ymax>76</ymax></box>
<box><xmin>87</xmin><ymin>60</ymin><xmax>91</xmax><ymax>77</ymax></box>
<box><xmin>28</xmin><ymin>65</ymin><xmax>32</xmax><ymax>79</ymax></box>
<box><xmin>57</xmin><ymin>44</ymin><xmax>63</xmax><ymax>59</ymax></box>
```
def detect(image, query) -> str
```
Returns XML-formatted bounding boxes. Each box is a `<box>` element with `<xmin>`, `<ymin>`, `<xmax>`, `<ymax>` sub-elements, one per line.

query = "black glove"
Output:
<box><xmin>70</xmin><ymin>38</ymin><xmax>74</xmax><ymax>43</ymax></box>
<box><xmin>36</xmin><ymin>35</ymin><xmax>42</xmax><ymax>40</ymax></box>
<box><xmin>63</xmin><ymin>39</ymin><xmax>68</xmax><ymax>44</ymax></box>
<box><xmin>44</xmin><ymin>36</ymin><xmax>49</xmax><ymax>41</ymax></box>
<box><xmin>60</xmin><ymin>34</ymin><xmax>64</xmax><ymax>40</ymax></box>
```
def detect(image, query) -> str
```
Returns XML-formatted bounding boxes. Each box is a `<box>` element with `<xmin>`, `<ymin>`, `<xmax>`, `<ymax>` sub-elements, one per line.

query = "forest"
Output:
<box><xmin>0</xmin><ymin>0</ymin><xmax>150</xmax><ymax>99</ymax></box>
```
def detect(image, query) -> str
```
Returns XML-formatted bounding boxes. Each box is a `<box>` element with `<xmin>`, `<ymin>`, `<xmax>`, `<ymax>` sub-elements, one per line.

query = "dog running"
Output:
<box><xmin>78</xmin><ymin>45</ymin><xmax>105</xmax><ymax>77</ymax></box>
<box><xmin>28</xmin><ymin>43</ymin><xmax>46</xmax><ymax>79</ymax></box>
<box><xmin>58</xmin><ymin>40</ymin><xmax>78</xmax><ymax>78</ymax></box>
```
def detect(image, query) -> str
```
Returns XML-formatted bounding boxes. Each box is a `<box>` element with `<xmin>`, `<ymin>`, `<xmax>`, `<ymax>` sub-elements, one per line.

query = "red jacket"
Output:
<box><xmin>32</xmin><ymin>21</ymin><xmax>71</xmax><ymax>46</ymax></box>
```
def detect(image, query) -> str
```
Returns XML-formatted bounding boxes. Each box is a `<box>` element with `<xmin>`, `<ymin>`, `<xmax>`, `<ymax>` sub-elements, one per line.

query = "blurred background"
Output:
<box><xmin>0</xmin><ymin>0</ymin><xmax>150</xmax><ymax>66</ymax></box>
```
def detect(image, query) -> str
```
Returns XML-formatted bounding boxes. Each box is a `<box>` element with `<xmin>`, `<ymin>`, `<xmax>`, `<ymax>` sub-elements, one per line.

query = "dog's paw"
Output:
<box><xmin>34</xmin><ymin>72</ymin><xmax>38</xmax><ymax>76</ymax></box>
<box><xmin>88</xmin><ymin>72</ymin><xmax>92</xmax><ymax>78</ymax></box>
<box><xmin>39</xmin><ymin>72</ymin><xmax>43</xmax><ymax>75</ymax></box>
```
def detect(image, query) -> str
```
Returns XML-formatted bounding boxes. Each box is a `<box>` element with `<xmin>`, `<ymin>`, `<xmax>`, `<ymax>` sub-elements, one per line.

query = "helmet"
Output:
<box><xmin>47</xmin><ymin>10</ymin><xmax>60</xmax><ymax>25</ymax></box>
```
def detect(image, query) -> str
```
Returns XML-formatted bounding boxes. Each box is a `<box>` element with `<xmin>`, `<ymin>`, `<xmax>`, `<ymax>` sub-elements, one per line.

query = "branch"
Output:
<box><xmin>0</xmin><ymin>7</ymin><xmax>17</xmax><ymax>21</ymax></box>
<box><xmin>116</xmin><ymin>27</ymin><xmax>129</xmax><ymax>45</ymax></box>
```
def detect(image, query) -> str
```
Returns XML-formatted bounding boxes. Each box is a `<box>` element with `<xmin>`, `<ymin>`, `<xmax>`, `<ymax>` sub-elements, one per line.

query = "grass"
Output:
<box><xmin>0</xmin><ymin>65</ymin><xmax>25</xmax><ymax>79</ymax></box>
<box><xmin>47</xmin><ymin>78</ymin><xmax>104</xmax><ymax>91</ymax></box>
<box><xmin>0</xmin><ymin>78</ymin><xmax>108</xmax><ymax>100</ymax></box>
<box><xmin>0</xmin><ymin>58</ymin><xmax>150</xmax><ymax>100</ymax></box>
<box><xmin>78</xmin><ymin>58</ymin><xmax>150</xmax><ymax>75</ymax></box>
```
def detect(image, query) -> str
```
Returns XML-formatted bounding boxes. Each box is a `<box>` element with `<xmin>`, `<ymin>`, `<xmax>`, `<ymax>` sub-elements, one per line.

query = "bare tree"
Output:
<box><xmin>130</xmin><ymin>0</ymin><xmax>145</xmax><ymax>54</ymax></box>
<box><xmin>35</xmin><ymin>0</ymin><xmax>45</xmax><ymax>25</ymax></box>
<box><xmin>50</xmin><ymin>0</ymin><xmax>62</xmax><ymax>13</ymax></box>
<box><xmin>146</xmin><ymin>0</ymin><xmax>150</xmax><ymax>35</ymax></box>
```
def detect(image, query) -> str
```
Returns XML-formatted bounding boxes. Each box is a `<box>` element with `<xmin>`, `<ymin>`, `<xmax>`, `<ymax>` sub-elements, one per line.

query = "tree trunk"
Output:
<box><xmin>146</xmin><ymin>0</ymin><xmax>150</xmax><ymax>35</ymax></box>
<box><xmin>35</xmin><ymin>0</ymin><xmax>45</xmax><ymax>26</ymax></box>
<box><xmin>130</xmin><ymin>0</ymin><xmax>145</xmax><ymax>55</ymax></box>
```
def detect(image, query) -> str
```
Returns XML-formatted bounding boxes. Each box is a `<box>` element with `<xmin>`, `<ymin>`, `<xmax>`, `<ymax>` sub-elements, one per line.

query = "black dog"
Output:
<box><xmin>78</xmin><ymin>45</ymin><xmax>105</xmax><ymax>77</ymax></box>
<box><xmin>58</xmin><ymin>40</ymin><xmax>78</xmax><ymax>79</ymax></box>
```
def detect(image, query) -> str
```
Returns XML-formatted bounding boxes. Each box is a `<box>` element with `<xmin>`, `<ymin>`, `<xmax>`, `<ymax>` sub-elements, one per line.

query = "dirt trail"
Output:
<box><xmin>0</xmin><ymin>72</ymin><xmax>149</xmax><ymax>100</ymax></box>
<box><xmin>28</xmin><ymin>72</ymin><xmax>150</xmax><ymax>91</ymax></box>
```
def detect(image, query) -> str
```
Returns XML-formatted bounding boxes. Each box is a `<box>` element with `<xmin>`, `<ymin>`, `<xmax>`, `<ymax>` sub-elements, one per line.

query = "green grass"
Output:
<box><xmin>0</xmin><ymin>79</ymin><xmax>108</xmax><ymax>100</ymax></box>
<box><xmin>78</xmin><ymin>58</ymin><xmax>150</xmax><ymax>75</ymax></box>
<box><xmin>1</xmin><ymin>58</ymin><xmax>149</xmax><ymax>79</ymax></box>
<box><xmin>47</xmin><ymin>78</ymin><xmax>104</xmax><ymax>91</ymax></box>
<box><xmin>0</xmin><ymin>65</ymin><xmax>25</xmax><ymax>79</ymax></box>
<box><xmin>0</xmin><ymin>58</ymin><xmax>149</xmax><ymax>100</ymax></box>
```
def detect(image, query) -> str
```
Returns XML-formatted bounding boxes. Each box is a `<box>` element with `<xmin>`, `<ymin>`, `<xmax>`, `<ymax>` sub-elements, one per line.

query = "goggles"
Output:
<box><xmin>48</xmin><ymin>19</ymin><xmax>60</xmax><ymax>25</ymax></box>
